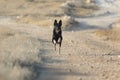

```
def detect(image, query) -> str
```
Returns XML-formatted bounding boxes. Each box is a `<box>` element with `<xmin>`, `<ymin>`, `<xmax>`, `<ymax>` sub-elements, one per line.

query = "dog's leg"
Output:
<box><xmin>52</xmin><ymin>38</ymin><xmax>57</xmax><ymax>51</ymax></box>
<box><xmin>54</xmin><ymin>44</ymin><xmax>56</xmax><ymax>51</ymax></box>
<box><xmin>59</xmin><ymin>43</ymin><xmax>61</xmax><ymax>54</ymax></box>
<box><xmin>58</xmin><ymin>36</ymin><xmax>62</xmax><ymax>54</ymax></box>
<box><xmin>59</xmin><ymin>46</ymin><xmax>60</xmax><ymax>54</ymax></box>
<box><xmin>53</xmin><ymin>40</ymin><xmax>56</xmax><ymax>51</ymax></box>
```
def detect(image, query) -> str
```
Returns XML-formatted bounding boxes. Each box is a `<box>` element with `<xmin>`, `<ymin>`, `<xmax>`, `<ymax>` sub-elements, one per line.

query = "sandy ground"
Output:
<box><xmin>0</xmin><ymin>0</ymin><xmax>120</xmax><ymax>80</ymax></box>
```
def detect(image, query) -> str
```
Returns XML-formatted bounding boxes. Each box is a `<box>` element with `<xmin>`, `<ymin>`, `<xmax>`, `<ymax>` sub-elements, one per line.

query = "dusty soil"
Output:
<box><xmin>0</xmin><ymin>0</ymin><xmax>98</xmax><ymax>27</ymax></box>
<box><xmin>0</xmin><ymin>0</ymin><xmax>120</xmax><ymax>80</ymax></box>
<box><xmin>0</xmin><ymin>19</ymin><xmax>120</xmax><ymax>80</ymax></box>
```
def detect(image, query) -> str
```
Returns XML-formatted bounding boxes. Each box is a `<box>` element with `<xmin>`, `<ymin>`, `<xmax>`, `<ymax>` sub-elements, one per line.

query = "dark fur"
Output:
<box><xmin>52</xmin><ymin>19</ymin><xmax>63</xmax><ymax>54</ymax></box>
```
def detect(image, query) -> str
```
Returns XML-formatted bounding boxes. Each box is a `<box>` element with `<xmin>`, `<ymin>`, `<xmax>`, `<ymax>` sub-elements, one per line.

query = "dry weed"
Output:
<box><xmin>95</xmin><ymin>20</ymin><xmax>120</xmax><ymax>42</ymax></box>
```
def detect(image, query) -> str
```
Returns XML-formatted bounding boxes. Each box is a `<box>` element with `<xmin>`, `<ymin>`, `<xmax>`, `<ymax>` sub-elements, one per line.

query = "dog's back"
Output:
<box><xmin>52</xmin><ymin>19</ymin><xmax>63</xmax><ymax>53</ymax></box>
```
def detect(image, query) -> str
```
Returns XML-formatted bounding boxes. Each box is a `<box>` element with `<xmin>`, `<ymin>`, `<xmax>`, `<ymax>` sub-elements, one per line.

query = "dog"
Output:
<box><xmin>52</xmin><ymin>19</ymin><xmax>63</xmax><ymax>54</ymax></box>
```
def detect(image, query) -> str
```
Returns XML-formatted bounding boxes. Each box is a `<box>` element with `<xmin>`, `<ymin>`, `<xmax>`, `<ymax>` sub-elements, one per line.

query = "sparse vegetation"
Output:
<box><xmin>0</xmin><ymin>25</ymin><xmax>41</xmax><ymax>80</ymax></box>
<box><xmin>61</xmin><ymin>16</ymin><xmax>79</xmax><ymax>30</ymax></box>
<box><xmin>0</xmin><ymin>0</ymin><xmax>98</xmax><ymax>29</ymax></box>
<box><xmin>95</xmin><ymin>20</ymin><xmax>120</xmax><ymax>42</ymax></box>
<box><xmin>61</xmin><ymin>1</ymin><xmax>98</xmax><ymax>17</ymax></box>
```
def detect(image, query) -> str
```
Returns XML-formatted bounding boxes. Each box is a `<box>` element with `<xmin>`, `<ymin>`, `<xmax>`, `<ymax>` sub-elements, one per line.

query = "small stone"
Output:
<box><xmin>68</xmin><ymin>69</ymin><xmax>72</xmax><ymax>72</ymax></box>
<box><xmin>79</xmin><ymin>78</ymin><xmax>82</xmax><ymax>80</ymax></box>
<box><xmin>91</xmin><ymin>66</ymin><xmax>94</xmax><ymax>68</ymax></box>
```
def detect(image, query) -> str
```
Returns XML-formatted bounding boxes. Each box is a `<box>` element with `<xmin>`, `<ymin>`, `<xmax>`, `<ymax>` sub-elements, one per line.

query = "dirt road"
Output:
<box><xmin>1</xmin><ymin>18</ymin><xmax>120</xmax><ymax>80</ymax></box>
<box><xmin>0</xmin><ymin>0</ymin><xmax>120</xmax><ymax>80</ymax></box>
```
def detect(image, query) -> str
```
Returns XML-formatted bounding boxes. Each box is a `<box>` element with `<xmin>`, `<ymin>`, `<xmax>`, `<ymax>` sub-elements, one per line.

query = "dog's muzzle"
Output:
<box><xmin>55</xmin><ymin>29</ymin><xmax>60</xmax><ymax>33</ymax></box>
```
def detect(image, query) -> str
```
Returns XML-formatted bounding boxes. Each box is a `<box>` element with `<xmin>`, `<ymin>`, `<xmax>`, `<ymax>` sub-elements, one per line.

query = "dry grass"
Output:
<box><xmin>0</xmin><ymin>0</ymin><xmax>98</xmax><ymax>28</ymax></box>
<box><xmin>95</xmin><ymin>20</ymin><xmax>120</xmax><ymax>42</ymax></box>
<box><xmin>75</xmin><ymin>4</ymin><xmax>98</xmax><ymax>16</ymax></box>
<box><xmin>0</xmin><ymin>27</ymin><xmax>15</xmax><ymax>39</ymax></box>
<box><xmin>61</xmin><ymin>16</ymin><xmax>79</xmax><ymax>30</ymax></box>
<box><xmin>61</xmin><ymin>1</ymin><xmax>98</xmax><ymax>17</ymax></box>
<box><xmin>0</xmin><ymin>64</ymin><xmax>31</xmax><ymax>80</ymax></box>
<box><xmin>0</xmin><ymin>25</ymin><xmax>41</xmax><ymax>80</ymax></box>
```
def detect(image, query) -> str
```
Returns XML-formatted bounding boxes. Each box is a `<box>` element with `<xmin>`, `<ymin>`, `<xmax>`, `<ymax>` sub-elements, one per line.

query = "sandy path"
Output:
<box><xmin>37</xmin><ymin>28</ymin><xmax>120</xmax><ymax>80</ymax></box>
<box><xmin>31</xmin><ymin>1</ymin><xmax>120</xmax><ymax>79</ymax></box>
<box><xmin>0</xmin><ymin>16</ymin><xmax>120</xmax><ymax>80</ymax></box>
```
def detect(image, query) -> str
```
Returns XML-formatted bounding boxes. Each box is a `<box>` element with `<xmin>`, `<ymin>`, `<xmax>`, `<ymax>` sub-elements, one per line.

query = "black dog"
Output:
<box><xmin>52</xmin><ymin>19</ymin><xmax>63</xmax><ymax>54</ymax></box>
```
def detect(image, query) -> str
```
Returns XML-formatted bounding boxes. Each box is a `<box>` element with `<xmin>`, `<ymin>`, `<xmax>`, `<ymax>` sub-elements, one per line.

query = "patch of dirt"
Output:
<box><xmin>95</xmin><ymin>20</ymin><xmax>120</xmax><ymax>42</ymax></box>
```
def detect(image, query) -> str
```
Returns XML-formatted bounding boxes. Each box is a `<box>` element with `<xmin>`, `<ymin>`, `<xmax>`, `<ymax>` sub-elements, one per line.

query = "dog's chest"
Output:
<box><xmin>53</xmin><ymin>37</ymin><xmax>61</xmax><ymax>44</ymax></box>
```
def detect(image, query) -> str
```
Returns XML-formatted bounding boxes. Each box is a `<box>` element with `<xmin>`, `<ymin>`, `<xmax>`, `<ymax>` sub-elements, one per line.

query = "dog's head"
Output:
<box><xmin>54</xmin><ymin>19</ymin><xmax>62</xmax><ymax>33</ymax></box>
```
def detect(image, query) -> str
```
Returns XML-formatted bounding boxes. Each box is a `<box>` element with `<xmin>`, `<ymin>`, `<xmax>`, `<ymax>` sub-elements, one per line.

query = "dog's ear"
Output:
<box><xmin>59</xmin><ymin>20</ymin><xmax>62</xmax><ymax>27</ymax></box>
<box><xmin>54</xmin><ymin>19</ymin><xmax>57</xmax><ymax>26</ymax></box>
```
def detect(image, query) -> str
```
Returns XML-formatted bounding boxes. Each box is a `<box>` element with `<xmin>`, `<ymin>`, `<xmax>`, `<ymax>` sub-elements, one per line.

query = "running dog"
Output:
<box><xmin>52</xmin><ymin>19</ymin><xmax>63</xmax><ymax>54</ymax></box>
